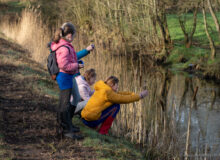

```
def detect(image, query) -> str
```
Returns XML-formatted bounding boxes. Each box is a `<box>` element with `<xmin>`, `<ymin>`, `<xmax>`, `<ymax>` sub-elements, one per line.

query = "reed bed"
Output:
<box><xmin>0</xmin><ymin>8</ymin><xmax>51</xmax><ymax>64</ymax></box>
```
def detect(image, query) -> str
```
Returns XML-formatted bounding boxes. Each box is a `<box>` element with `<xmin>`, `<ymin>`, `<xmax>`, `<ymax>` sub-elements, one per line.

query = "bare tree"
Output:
<box><xmin>178</xmin><ymin>2</ymin><xmax>199</xmax><ymax>48</ymax></box>
<box><xmin>207</xmin><ymin>0</ymin><xmax>220</xmax><ymax>40</ymax></box>
<box><xmin>202</xmin><ymin>0</ymin><xmax>216</xmax><ymax>59</ymax></box>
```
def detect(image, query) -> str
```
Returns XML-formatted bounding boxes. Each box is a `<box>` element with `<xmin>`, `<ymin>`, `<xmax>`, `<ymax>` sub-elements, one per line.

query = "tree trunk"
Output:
<box><xmin>185</xmin><ymin>34</ymin><xmax>192</xmax><ymax>49</ymax></box>
<box><xmin>207</xmin><ymin>0</ymin><xmax>220</xmax><ymax>40</ymax></box>
<box><xmin>156</xmin><ymin>13</ymin><xmax>173</xmax><ymax>56</ymax></box>
<box><xmin>202</xmin><ymin>1</ymin><xmax>216</xmax><ymax>59</ymax></box>
<box><xmin>179</xmin><ymin>16</ymin><xmax>189</xmax><ymax>45</ymax></box>
<box><xmin>178</xmin><ymin>5</ymin><xmax>198</xmax><ymax>48</ymax></box>
<box><xmin>163</xmin><ymin>14</ymin><xmax>172</xmax><ymax>48</ymax></box>
<box><xmin>189</xmin><ymin>6</ymin><xmax>199</xmax><ymax>47</ymax></box>
<box><xmin>151</xmin><ymin>16</ymin><xmax>158</xmax><ymax>35</ymax></box>
<box><xmin>155</xmin><ymin>0</ymin><xmax>172</xmax><ymax>56</ymax></box>
<box><xmin>157</xmin><ymin>16</ymin><xmax>168</xmax><ymax>55</ymax></box>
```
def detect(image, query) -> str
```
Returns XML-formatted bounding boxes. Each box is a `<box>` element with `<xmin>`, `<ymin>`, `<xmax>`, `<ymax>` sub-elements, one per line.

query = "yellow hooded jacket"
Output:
<box><xmin>81</xmin><ymin>80</ymin><xmax>141</xmax><ymax>121</ymax></box>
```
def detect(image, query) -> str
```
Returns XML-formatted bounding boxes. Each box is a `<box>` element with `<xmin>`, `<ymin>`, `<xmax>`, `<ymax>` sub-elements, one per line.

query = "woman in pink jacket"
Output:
<box><xmin>51</xmin><ymin>22</ymin><xmax>94</xmax><ymax>139</ymax></box>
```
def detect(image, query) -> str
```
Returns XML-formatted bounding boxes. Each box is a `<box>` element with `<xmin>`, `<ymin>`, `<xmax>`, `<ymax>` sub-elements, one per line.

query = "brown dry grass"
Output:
<box><xmin>0</xmin><ymin>8</ymin><xmax>51</xmax><ymax>65</ymax></box>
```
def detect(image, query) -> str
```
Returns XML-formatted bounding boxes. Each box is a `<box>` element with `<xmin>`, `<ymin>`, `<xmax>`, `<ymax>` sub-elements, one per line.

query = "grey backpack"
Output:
<box><xmin>47</xmin><ymin>43</ymin><xmax>70</xmax><ymax>80</ymax></box>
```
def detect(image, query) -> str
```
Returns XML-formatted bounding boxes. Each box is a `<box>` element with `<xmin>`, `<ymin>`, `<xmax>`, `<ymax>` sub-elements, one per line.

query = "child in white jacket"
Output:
<box><xmin>74</xmin><ymin>69</ymin><xmax>96</xmax><ymax>113</ymax></box>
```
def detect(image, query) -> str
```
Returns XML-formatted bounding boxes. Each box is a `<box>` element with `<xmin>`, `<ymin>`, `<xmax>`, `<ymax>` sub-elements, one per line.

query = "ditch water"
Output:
<box><xmin>163</xmin><ymin>73</ymin><xmax>220</xmax><ymax>158</ymax></box>
<box><xmin>109</xmin><ymin>61</ymin><xmax>220</xmax><ymax>158</ymax></box>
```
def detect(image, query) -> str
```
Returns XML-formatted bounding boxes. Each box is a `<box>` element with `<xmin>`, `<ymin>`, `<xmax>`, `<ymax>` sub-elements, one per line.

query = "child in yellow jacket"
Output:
<box><xmin>81</xmin><ymin>76</ymin><xmax>148</xmax><ymax>135</ymax></box>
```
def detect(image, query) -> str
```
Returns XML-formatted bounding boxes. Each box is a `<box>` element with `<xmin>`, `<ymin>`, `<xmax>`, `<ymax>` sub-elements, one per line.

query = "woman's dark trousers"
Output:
<box><xmin>57</xmin><ymin>88</ymin><xmax>80</xmax><ymax>138</ymax></box>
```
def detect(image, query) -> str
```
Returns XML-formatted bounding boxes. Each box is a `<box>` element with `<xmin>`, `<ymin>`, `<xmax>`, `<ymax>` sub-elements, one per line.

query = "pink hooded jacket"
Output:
<box><xmin>75</xmin><ymin>75</ymin><xmax>94</xmax><ymax>101</ymax></box>
<box><xmin>51</xmin><ymin>39</ymin><xmax>78</xmax><ymax>75</ymax></box>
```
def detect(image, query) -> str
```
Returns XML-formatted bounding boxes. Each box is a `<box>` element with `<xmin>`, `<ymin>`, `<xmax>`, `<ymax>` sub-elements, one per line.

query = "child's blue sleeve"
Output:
<box><xmin>76</xmin><ymin>49</ymin><xmax>90</xmax><ymax>60</ymax></box>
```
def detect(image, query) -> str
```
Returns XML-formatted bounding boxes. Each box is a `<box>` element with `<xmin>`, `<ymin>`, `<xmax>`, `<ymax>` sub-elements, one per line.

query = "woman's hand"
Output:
<box><xmin>139</xmin><ymin>90</ymin><xmax>148</xmax><ymax>99</ymax></box>
<box><xmin>78</xmin><ymin>64</ymin><xmax>84</xmax><ymax>69</ymax></box>
<box><xmin>86</xmin><ymin>44</ymin><xmax>95</xmax><ymax>52</ymax></box>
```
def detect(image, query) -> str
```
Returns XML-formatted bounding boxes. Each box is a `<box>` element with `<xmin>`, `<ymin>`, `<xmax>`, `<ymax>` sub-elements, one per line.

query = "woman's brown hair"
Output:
<box><xmin>53</xmin><ymin>22</ymin><xmax>76</xmax><ymax>43</ymax></box>
<box><xmin>83</xmin><ymin>69</ymin><xmax>96</xmax><ymax>82</ymax></box>
<box><xmin>104</xmin><ymin>76</ymin><xmax>119</xmax><ymax>87</ymax></box>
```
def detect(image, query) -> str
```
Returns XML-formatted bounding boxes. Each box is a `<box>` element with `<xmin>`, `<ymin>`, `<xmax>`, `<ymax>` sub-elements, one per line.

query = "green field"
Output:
<box><xmin>166</xmin><ymin>13</ymin><xmax>220</xmax><ymax>74</ymax></box>
<box><xmin>168</xmin><ymin>13</ymin><xmax>220</xmax><ymax>45</ymax></box>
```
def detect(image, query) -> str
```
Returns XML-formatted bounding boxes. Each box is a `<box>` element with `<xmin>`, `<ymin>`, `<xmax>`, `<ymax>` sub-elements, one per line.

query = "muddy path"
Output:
<box><xmin>0</xmin><ymin>37</ymin><xmax>96</xmax><ymax>160</ymax></box>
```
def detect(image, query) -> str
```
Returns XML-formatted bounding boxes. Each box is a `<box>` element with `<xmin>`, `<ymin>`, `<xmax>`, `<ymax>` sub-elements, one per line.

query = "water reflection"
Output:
<box><xmin>115</xmin><ymin>70</ymin><xmax>220</xmax><ymax>158</ymax></box>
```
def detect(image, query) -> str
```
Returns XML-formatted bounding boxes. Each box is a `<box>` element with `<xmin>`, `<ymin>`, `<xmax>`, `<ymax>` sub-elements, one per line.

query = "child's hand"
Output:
<box><xmin>78</xmin><ymin>64</ymin><xmax>84</xmax><ymax>69</ymax></box>
<box><xmin>86</xmin><ymin>44</ymin><xmax>95</xmax><ymax>51</ymax></box>
<box><xmin>139</xmin><ymin>90</ymin><xmax>148</xmax><ymax>99</ymax></box>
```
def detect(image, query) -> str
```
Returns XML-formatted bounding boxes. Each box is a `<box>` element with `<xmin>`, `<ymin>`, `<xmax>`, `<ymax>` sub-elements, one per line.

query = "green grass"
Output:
<box><xmin>36</xmin><ymin>78</ymin><xmax>59</xmax><ymax>98</ymax></box>
<box><xmin>167</xmin><ymin>13</ymin><xmax>220</xmax><ymax>45</ymax></box>
<box><xmin>166</xmin><ymin>13</ymin><xmax>220</xmax><ymax>73</ymax></box>
<box><xmin>72</xmin><ymin>118</ymin><xmax>144</xmax><ymax>160</ymax></box>
<box><xmin>167</xmin><ymin>45</ymin><xmax>208</xmax><ymax>63</ymax></box>
<box><xmin>17</xmin><ymin>65</ymin><xmax>60</xmax><ymax>98</ymax></box>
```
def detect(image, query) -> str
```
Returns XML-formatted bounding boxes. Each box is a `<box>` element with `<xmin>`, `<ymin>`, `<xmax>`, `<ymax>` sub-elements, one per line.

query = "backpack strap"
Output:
<box><xmin>52</xmin><ymin>45</ymin><xmax>70</xmax><ymax>53</ymax></box>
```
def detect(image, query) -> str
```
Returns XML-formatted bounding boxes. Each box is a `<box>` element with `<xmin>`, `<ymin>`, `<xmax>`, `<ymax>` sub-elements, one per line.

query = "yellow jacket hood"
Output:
<box><xmin>94</xmin><ymin>80</ymin><xmax>111</xmax><ymax>91</ymax></box>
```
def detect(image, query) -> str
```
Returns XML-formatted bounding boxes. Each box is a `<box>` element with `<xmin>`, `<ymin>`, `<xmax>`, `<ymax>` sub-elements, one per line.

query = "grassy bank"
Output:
<box><xmin>166</xmin><ymin>13</ymin><xmax>220</xmax><ymax>81</ymax></box>
<box><xmin>0</xmin><ymin>34</ymin><xmax>145</xmax><ymax>159</ymax></box>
